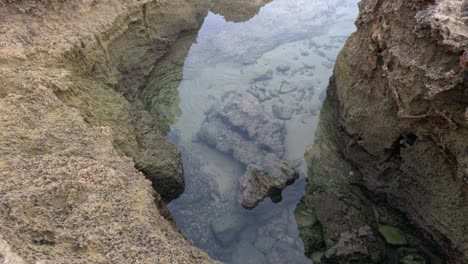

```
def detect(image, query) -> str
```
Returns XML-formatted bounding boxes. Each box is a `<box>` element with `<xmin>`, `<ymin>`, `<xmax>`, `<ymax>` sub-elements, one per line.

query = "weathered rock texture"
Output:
<box><xmin>0</xmin><ymin>0</ymin><xmax>218</xmax><ymax>263</ymax></box>
<box><xmin>198</xmin><ymin>92</ymin><xmax>299</xmax><ymax>208</ymax></box>
<box><xmin>298</xmin><ymin>0</ymin><xmax>468</xmax><ymax>263</ymax></box>
<box><xmin>239</xmin><ymin>162</ymin><xmax>299</xmax><ymax>208</ymax></box>
<box><xmin>240</xmin><ymin>162</ymin><xmax>298</xmax><ymax>208</ymax></box>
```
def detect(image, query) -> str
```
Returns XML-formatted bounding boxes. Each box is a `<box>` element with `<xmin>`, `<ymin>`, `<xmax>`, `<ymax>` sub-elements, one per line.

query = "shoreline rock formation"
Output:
<box><xmin>297</xmin><ymin>0</ymin><xmax>468</xmax><ymax>263</ymax></box>
<box><xmin>0</xmin><ymin>0</ymin><xmax>219</xmax><ymax>262</ymax></box>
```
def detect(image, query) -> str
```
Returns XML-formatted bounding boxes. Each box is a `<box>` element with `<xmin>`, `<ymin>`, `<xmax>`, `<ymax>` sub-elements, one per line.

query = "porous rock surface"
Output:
<box><xmin>0</xmin><ymin>0</ymin><xmax>218</xmax><ymax>263</ymax></box>
<box><xmin>240</xmin><ymin>160</ymin><xmax>298</xmax><ymax>209</ymax></box>
<box><xmin>297</xmin><ymin>0</ymin><xmax>468</xmax><ymax>263</ymax></box>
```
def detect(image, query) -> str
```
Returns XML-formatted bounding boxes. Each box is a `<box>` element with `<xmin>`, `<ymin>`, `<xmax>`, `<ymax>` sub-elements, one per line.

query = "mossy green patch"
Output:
<box><xmin>378</xmin><ymin>225</ymin><xmax>408</xmax><ymax>246</ymax></box>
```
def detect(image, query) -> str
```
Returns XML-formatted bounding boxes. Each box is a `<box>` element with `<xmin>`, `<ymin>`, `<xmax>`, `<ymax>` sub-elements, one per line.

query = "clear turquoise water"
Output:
<box><xmin>167</xmin><ymin>1</ymin><xmax>359</xmax><ymax>263</ymax></box>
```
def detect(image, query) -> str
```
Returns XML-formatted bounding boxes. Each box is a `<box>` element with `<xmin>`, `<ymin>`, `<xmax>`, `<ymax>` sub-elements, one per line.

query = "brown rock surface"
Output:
<box><xmin>298</xmin><ymin>0</ymin><xmax>468</xmax><ymax>263</ymax></box>
<box><xmin>0</xmin><ymin>0</ymin><xmax>218</xmax><ymax>263</ymax></box>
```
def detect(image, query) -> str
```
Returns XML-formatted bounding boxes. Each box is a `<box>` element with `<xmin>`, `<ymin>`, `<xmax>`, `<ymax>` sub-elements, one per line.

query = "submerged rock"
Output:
<box><xmin>268</xmin><ymin>242</ymin><xmax>312</xmax><ymax>264</ymax></box>
<box><xmin>294</xmin><ymin>196</ymin><xmax>325</xmax><ymax>254</ymax></box>
<box><xmin>272</xmin><ymin>104</ymin><xmax>295</xmax><ymax>120</ymax></box>
<box><xmin>231</xmin><ymin>241</ymin><xmax>267</xmax><ymax>264</ymax></box>
<box><xmin>211</xmin><ymin>212</ymin><xmax>247</xmax><ymax>247</ymax></box>
<box><xmin>253</xmin><ymin>69</ymin><xmax>274</xmax><ymax>82</ymax></box>
<box><xmin>240</xmin><ymin>161</ymin><xmax>299</xmax><ymax>209</ymax></box>
<box><xmin>279</xmin><ymin>81</ymin><xmax>297</xmax><ymax>94</ymax></box>
<box><xmin>323</xmin><ymin>227</ymin><xmax>383</xmax><ymax>263</ymax></box>
<box><xmin>276</xmin><ymin>64</ymin><xmax>291</xmax><ymax>74</ymax></box>
<box><xmin>247</xmin><ymin>85</ymin><xmax>272</xmax><ymax>102</ymax></box>
<box><xmin>198</xmin><ymin>92</ymin><xmax>285</xmax><ymax>166</ymax></box>
<box><xmin>198</xmin><ymin>92</ymin><xmax>300</xmax><ymax>208</ymax></box>
<box><xmin>399</xmin><ymin>254</ymin><xmax>427</xmax><ymax>264</ymax></box>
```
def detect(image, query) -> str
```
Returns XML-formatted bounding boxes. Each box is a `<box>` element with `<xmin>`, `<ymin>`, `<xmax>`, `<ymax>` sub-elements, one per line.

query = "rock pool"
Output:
<box><xmin>165</xmin><ymin>0</ymin><xmax>359</xmax><ymax>262</ymax></box>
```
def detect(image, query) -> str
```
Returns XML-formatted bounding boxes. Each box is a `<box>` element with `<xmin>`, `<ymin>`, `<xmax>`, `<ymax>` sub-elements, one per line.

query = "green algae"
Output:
<box><xmin>378</xmin><ymin>225</ymin><xmax>408</xmax><ymax>246</ymax></box>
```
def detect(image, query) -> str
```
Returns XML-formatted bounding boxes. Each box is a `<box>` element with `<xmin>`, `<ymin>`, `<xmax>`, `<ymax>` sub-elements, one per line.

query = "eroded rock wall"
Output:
<box><xmin>299</xmin><ymin>0</ymin><xmax>468</xmax><ymax>263</ymax></box>
<box><xmin>0</xmin><ymin>0</ymin><xmax>218</xmax><ymax>263</ymax></box>
<box><xmin>55</xmin><ymin>0</ymin><xmax>209</xmax><ymax>201</ymax></box>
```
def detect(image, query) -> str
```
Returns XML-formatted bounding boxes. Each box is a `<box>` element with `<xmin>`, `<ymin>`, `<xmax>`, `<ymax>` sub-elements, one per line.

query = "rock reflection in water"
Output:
<box><xmin>167</xmin><ymin>0</ymin><xmax>359</xmax><ymax>263</ymax></box>
<box><xmin>211</xmin><ymin>0</ymin><xmax>273</xmax><ymax>23</ymax></box>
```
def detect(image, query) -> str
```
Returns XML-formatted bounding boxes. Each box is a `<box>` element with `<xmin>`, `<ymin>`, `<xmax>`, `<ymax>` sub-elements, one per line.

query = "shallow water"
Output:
<box><xmin>166</xmin><ymin>0</ymin><xmax>359</xmax><ymax>263</ymax></box>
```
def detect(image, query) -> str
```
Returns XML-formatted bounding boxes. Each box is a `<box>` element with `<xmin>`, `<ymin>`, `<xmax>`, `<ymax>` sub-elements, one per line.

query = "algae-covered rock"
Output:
<box><xmin>378</xmin><ymin>225</ymin><xmax>408</xmax><ymax>246</ymax></box>
<box><xmin>323</xmin><ymin>227</ymin><xmax>383</xmax><ymax>263</ymax></box>
<box><xmin>400</xmin><ymin>254</ymin><xmax>427</xmax><ymax>264</ymax></box>
<box><xmin>294</xmin><ymin>196</ymin><xmax>325</xmax><ymax>255</ymax></box>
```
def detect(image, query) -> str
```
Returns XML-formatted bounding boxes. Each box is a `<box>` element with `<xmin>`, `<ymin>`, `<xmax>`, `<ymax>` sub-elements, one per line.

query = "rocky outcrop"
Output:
<box><xmin>298</xmin><ymin>0</ymin><xmax>468</xmax><ymax>263</ymax></box>
<box><xmin>240</xmin><ymin>162</ymin><xmax>298</xmax><ymax>208</ymax></box>
<box><xmin>0</xmin><ymin>0</ymin><xmax>218</xmax><ymax>263</ymax></box>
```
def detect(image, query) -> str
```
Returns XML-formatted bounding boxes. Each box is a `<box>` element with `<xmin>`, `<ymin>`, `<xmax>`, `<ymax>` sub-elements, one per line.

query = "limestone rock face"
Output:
<box><xmin>298</xmin><ymin>0</ymin><xmax>468</xmax><ymax>263</ymax></box>
<box><xmin>0</xmin><ymin>0</ymin><xmax>218</xmax><ymax>263</ymax></box>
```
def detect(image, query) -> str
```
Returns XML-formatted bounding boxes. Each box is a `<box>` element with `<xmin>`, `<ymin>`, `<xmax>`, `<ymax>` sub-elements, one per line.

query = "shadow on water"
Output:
<box><xmin>152</xmin><ymin>0</ymin><xmax>360</xmax><ymax>263</ymax></box>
